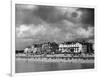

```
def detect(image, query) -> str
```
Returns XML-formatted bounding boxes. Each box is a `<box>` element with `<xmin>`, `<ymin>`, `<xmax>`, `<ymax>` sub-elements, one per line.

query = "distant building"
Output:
<box><xmin>59</xmin><ymin>42</ymin><xmax>82</xmax><ymax>53</ymax></box>
<box><xmin>81</xmin><ymin>42</ymin><xmax>94</xmax><ymax>54</ymax></box>
<box><xmin>23</xmin><ymin>40</ymin><xmax>94</xmax><ymax>55</ymax></box>
<box><xmin>30</xmin><ymin>45</ymin><xmax>37</xmax><ymax>53</ymax></box>
<box><xmin>24</xmin><ymin>48</ymin><xmax>29</xmax><ymax>54</ymax></box>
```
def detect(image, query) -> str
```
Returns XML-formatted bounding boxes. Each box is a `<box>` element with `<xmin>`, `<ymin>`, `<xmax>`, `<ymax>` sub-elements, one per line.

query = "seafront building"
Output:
<box><xmin>23</xmin><ymin>41</ymin><xmax>94</xmax><ymax>54</ymax></box>
<box><xmin>59</xmin><ymin>42</ymin><xmax>82</xmax><ymax>53</ymax></box>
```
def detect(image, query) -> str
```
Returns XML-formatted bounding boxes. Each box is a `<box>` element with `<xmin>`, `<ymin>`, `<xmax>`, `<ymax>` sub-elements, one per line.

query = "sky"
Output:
<box><xmin>15</xmin><ymin>4</ymin><xmax>94</xmax><ymax>50</ymax></box>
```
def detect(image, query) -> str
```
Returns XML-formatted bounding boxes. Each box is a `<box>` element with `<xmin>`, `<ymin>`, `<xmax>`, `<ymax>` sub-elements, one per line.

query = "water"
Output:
<box><xmin>15</xmin><ymin>59</ymin><xmax>94</xmax><ymax>73</ymax></box>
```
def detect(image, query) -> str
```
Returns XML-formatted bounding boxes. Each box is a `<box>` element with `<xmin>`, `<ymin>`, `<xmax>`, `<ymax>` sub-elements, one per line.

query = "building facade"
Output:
<box><xmin>59</xmin><ymin>42</ymin><xmax>82</xmax><ymax>53</ymax></box>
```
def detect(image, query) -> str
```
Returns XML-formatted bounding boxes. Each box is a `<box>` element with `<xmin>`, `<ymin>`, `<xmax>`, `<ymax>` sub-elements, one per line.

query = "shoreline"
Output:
<box><xmin>16</xmin><ymin>57</ymin><xmax>94</xmax><ymax>64</ymax></box>
<box><xmin>16</xmin><ymin>53</ymin><xmax>94</xmax><ymax>64</ymax></box>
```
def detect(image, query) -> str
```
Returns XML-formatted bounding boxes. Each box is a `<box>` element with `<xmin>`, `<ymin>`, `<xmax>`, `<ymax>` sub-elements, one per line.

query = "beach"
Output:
<box><xmin>15</xmin><ymin>58</ymin><xmax>94</xmax><ymax>73</ymax></box>
<box><xmin>15</xmin><ymin>54</ymin><xmax>94</xmax><ymax>73</ymax></box>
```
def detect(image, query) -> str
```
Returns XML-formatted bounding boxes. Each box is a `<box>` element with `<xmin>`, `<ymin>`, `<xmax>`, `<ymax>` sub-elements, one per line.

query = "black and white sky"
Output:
<box><xmin>15</xmin><ymin>4</ymin><xmax>94</xmax><ymax>50</ymax></box>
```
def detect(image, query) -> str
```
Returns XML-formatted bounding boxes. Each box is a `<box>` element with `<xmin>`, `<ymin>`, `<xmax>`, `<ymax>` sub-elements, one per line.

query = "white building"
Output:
<box><xmin>24</xmin><ymin>45</ymin><xmax>37</xmax><ymax>54</ymax></box>
<box><xmin>59</xmin><ymin>42</ymin><xmax>82</xmax><ymax>53</ymax></box>
<box><xmin>24</xmin><ymin>48</ymin><xmax>30</xmax><ymax>54</ymax></box>
<box><xmin>30</xmin><ymin>45</ymin><xmax>37</xmax><ymax>53</ymax></box>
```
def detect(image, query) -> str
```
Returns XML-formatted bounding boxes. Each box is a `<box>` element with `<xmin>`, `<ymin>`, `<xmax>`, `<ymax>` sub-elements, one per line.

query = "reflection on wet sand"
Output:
<box><xmin>15</xmin><ymin>58</ymin><xmax>94</xmax><ymax>73</ymax></box>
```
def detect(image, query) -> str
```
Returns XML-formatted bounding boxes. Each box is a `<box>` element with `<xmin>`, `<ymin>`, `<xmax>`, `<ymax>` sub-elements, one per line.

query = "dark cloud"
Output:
<box><xmin>16</xmin><ymin>4</ymin><xmax>94</xmax><ymax>26</ymax></box>
<box><xmin>33</xmin><ymin>6</ymin><xmax>83</xmax><ymax>24</ymax></box>
<box><xmin>33</xmin><ymin>5</ymin><xmax>64</xmax><ymax>23</ymax></box>
<box><xmin>78</xmin><ymin>8</ymin><xmax>94</xmax><ymax>26</ymax></box>
<box><xmin>15</xmin><ymin>4</ymin><xmax>43</xmax><ymax>26</ymax></box>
